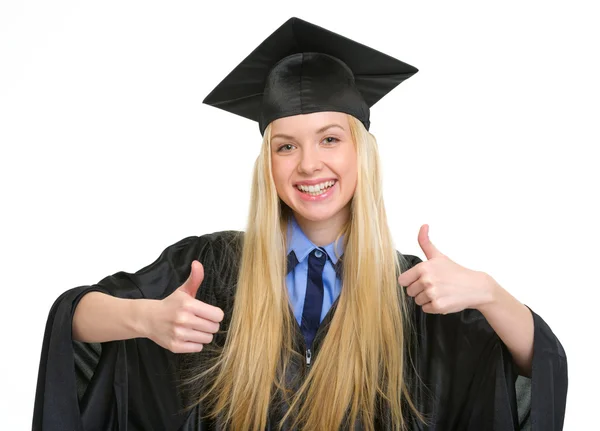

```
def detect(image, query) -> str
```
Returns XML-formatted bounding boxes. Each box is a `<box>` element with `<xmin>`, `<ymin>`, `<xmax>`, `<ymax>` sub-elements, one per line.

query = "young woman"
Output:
<box><xmin>33</xmin><ymin>17</ymin><xmax>568</xmax><ymax>431</ymax></box>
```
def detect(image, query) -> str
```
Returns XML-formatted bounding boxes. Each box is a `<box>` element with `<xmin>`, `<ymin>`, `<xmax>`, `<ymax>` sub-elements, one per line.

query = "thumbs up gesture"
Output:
<box><xmin>145</xmin><ymin>260</ymin><xmax>225</xmax><ymax>353</ymax></box>
<box><xmin>398</xmin><ymin>225</ymin><xmax>496</xmax><ymax>315</ymax></box>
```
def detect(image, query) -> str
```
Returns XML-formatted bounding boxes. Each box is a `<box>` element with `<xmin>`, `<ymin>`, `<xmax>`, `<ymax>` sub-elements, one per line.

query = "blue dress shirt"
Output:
<box><xmin>286</xmin><ymin>216</ymin><xmax>344</xmax><ymax>325</ymax></box>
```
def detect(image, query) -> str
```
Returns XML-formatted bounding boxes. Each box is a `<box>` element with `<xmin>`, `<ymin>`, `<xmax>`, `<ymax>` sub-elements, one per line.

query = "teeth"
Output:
<box><xmin>296</xmin><ymin>180</ymin><xmax>335</xmax><ymax>195</ymax></box>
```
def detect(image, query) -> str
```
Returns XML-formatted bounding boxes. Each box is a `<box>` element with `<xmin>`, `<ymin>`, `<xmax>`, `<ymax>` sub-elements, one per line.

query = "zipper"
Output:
<box><xmin>296</xmin><ymin>297</ymin><xmax>340</xmax><ymax>375</ymax></box>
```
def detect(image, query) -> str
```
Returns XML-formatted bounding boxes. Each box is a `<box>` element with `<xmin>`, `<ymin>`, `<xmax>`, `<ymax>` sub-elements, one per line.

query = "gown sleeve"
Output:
<box><xmin>402</xmin><ymin>254</ymin><xmax>568</xmax><ymax>431</ymax></box>
<box><xmin>32</xmin><ymin>232</ymin><xmax>225</xmax><ymax>431</ymax></box>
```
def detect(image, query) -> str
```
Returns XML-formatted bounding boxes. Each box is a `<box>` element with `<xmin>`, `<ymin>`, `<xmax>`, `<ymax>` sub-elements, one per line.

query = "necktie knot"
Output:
<box><xmin>287</xmin><ymin>249</ymin><xmax>344</xmax><ymax>279</ymax></box>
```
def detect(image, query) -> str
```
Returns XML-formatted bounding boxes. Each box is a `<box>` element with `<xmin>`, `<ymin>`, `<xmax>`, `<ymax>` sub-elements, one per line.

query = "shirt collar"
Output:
<box><xmin>286</xmin><ymin>216</ymin><xmax>344</xmax><ymax>265</ymax></box>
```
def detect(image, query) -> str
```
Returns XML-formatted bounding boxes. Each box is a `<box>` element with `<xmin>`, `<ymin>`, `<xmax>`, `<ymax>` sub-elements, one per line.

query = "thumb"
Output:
<box><xmin>178</xmin><ymin>260</ymin><xmax>204</xmax><ymax>298</ymax></box>
<box><xmin>418</xmin><ymin>224</ymin><xmax>444</xmax><ymax>260</ymax></box>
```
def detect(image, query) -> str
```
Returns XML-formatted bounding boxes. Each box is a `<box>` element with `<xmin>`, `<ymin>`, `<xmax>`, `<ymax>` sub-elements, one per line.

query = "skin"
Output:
<box><xmin>398</xmin><ymin>225</ymin><xmax>534</xmax><ymax>377</ymax></box>
<box><xmin>74</xmin><ymin>110</ymin><xmax>535</xmax><ymax>376</ymax></box>
<box><xmin>270</xmin><ymin>111</ymin><xmax>357</xmax><ymax>246</ymax></box>
<box><xmin>270</xmin><ymin>111</ymin><xmax>534</xmax><ymax>377</ymax></box>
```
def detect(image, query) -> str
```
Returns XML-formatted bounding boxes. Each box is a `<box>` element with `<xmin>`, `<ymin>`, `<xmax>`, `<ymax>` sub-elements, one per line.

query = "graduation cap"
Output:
<box><xmin>203</xmin><ymin>17</ymin><xmax>418</xmax><ymax>136</ymax></box>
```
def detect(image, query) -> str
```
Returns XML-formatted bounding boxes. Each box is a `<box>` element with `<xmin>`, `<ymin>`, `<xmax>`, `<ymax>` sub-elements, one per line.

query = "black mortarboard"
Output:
<box><xmin>203</xmin><ymin>17</ymin><xmax>418</xmax><ymax>136</ymax></box>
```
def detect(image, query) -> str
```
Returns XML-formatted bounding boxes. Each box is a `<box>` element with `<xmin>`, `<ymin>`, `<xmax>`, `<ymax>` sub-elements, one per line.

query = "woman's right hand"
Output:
<box><xmin>143</xmin><ymin>260</ymin><xmax>225</xmax><ymax>353</ymax></box>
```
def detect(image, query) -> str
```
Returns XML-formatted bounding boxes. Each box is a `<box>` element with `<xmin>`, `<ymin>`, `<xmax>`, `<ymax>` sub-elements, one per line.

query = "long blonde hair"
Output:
<box><xmin>185</xmin><ymin>114</ymin><xmax>424</xmax><ymax>430</ymax></box>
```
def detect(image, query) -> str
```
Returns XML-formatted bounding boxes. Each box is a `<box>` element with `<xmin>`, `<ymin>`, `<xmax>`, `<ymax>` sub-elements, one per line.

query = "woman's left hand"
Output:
<box><xmin>398</xmin><ymin>224</ymin><xmax>497</xmax><ymax>314</ymax></box>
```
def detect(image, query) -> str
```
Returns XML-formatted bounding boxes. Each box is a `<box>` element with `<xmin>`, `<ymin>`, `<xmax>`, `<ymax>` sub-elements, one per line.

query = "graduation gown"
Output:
<box><xmin>32</xmin><ymin>230</ymin><xmax>568</xmax><ymax>430</ymax></box>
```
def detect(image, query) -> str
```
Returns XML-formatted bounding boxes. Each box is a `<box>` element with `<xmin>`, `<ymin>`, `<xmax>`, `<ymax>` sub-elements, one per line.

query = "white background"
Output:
<box><xmin>1</xmin><ymin>1</ymin><xmax>597</xmax><ymax>429</ymax></box>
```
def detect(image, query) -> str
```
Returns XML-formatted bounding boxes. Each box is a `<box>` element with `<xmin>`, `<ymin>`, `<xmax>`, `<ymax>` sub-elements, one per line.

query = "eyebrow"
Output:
<box><xmin>271</xmin><ymin>123</ymin><xmax>345</xmax><ymax>141</ymax></box>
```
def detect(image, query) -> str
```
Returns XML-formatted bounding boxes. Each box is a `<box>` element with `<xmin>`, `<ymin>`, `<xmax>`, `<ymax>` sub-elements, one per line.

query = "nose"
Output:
<box><xmin>297</xmin><ymin>145</ymin><xmax>323</xmax><ymax>174</ymax></box>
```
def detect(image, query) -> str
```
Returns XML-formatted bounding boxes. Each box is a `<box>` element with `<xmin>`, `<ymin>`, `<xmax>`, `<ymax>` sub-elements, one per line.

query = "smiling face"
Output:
<box><xmin>270</xmin><ymin>111</ymin><xmax>358</xmax><ymax>227</ymax></box>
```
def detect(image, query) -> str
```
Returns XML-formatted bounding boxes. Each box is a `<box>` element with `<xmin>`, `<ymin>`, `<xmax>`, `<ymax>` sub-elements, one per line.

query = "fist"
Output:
<box><xmin>146</xmin><ymin>260</ymin><xmax>225</xmax><ymax>353</ymax></box>
<box><xmin>398</xmin><ymin>224</ymin><xmax>494</xmax><ymax>315</ymax></box>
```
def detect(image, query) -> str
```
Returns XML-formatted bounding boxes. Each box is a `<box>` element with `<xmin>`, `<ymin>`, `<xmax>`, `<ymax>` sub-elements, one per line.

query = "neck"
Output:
<box><xmin>293</xmin><ymin>205</ymin><xmax>350</xmax><ymax>246</ymax></box>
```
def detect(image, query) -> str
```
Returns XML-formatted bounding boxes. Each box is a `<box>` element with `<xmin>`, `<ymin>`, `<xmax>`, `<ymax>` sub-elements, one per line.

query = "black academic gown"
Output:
<box><xmin>32</xmin><ymin>230</ymin><xmax>568</xmax><ymax>430</ymax></box>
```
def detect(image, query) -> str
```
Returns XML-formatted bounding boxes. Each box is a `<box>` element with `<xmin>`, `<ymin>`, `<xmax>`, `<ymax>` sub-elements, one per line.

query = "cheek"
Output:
<box><xmin>271</xmin><ymin>160</ymin><xmax>291</xmax><ymax>191</ymax></box>
<box><xmin>340</xmin><ymin>153</ymin><xmax>358</xmax><ymax>190</ymax></box>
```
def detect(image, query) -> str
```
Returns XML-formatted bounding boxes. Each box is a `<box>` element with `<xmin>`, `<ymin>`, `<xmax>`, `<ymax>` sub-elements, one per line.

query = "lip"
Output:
<box><xmin>295</xmin><ymin>180</ymin><xmax>338</xmax><ymax>202</ymax></box>
<box><xmin>293</xmin><ymin>178</ymin><xmax>337</xmax><ymax>186</ymax></box>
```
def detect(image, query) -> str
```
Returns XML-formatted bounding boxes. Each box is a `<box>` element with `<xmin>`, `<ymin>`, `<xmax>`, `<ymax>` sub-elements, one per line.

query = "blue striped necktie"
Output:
<box><xmin>301</xmin><ymin>248</ymin><xmax>327</xmax><ymax>350</ymax></box>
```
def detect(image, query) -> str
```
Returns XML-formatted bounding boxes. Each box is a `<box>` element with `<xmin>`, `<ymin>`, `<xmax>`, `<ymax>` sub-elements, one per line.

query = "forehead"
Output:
<box><xmin>270</xmin><ymin>111</ymin><xmax>349</xmax><ymax>138</ymax></box>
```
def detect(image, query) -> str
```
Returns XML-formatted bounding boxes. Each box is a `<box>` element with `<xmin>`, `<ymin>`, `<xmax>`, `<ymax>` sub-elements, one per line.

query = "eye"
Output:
<box><xmin>322</xmin><ymin>137</ymin><xmax>339</xmax><ymax>145</ymax></box>
<box><xmin>276</xmin><ymin>143</ymin><xmax>295</xmax><ymax>153</ymax></box>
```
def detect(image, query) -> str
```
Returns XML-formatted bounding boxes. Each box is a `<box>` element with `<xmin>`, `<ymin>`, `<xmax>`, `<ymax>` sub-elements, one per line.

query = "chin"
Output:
<box><xmin>294</xmin><ymin>208</ymin><xmax>339</xmax><ymax>222</ymax></box>
<box><xmin>287</xmin><ymin>199</ymin><xmax>351</xmax><ymax>224</ymax></box>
